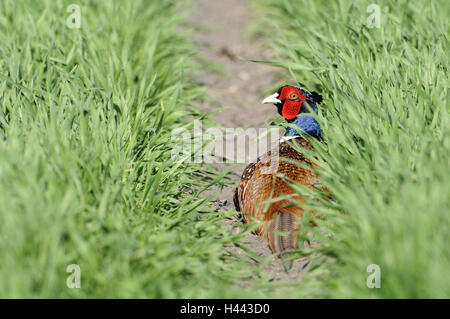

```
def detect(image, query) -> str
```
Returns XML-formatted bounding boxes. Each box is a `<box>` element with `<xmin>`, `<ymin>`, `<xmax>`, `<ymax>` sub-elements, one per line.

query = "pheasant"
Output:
<box><xmin>233</xmin><ymin>85</ymin><xmax>325</xmax><ymax>264</ymax></box>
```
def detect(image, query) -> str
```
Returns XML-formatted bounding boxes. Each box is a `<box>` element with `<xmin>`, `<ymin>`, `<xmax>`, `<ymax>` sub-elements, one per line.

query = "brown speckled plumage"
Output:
<box><xmin>234</xmin><ymin>137</ymin><xmax>320</xmax><ymax>256</ymax></box>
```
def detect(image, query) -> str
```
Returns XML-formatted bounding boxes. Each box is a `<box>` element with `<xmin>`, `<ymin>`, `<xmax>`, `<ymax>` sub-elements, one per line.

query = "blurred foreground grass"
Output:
<box><xmin>0</xmin><ymin>0</ymin><xmax>255</xmax><ymax>298</ymax></box>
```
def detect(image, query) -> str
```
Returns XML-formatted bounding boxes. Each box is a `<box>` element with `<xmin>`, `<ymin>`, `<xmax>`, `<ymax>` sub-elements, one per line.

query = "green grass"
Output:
<box><xmin>0</xmin><ymin>0</ymin><xmax>260</xmax><ymax>298</ymax></box>
<box><xmin>1</xmin><ymin>0</ymin><xmax>448</xmax><ymax>299</ymax></box>
<box><xmin>256</xmin><ymin>0</ymin><xmax>449</xmax><ymax>298</ymax></box>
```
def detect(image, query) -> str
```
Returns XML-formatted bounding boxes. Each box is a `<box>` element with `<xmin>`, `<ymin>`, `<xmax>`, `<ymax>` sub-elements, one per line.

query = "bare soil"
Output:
<box><xmin>189</xmin><ymin>0</ymin><xmax>310</xmax><ymax>284</ymax></box>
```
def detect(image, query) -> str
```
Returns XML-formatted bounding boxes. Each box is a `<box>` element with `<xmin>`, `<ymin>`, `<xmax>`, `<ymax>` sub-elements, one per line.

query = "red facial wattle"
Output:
<box><xmin>281</xmin><ymin>98</ymin><xmax>305</xmax><ymax>120</ymax></box>
<box><xmin>279</xmin><ymin>86</ymin><xmax>307</xmax><ymax>120</ymax></box>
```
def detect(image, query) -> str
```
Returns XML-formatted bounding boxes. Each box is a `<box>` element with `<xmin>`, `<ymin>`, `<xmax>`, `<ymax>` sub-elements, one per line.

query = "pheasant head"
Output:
<box><xmin>262</xmin><ymin>85</ymin><xmax>323</xmax><ymax>139</ymax></box>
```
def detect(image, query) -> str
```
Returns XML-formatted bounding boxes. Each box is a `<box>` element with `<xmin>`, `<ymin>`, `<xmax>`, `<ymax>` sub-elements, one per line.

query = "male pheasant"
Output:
<box><xmin>233</xmin><ymin>85</ymin><xmax>324</xmax><ymax>263</ymax></box>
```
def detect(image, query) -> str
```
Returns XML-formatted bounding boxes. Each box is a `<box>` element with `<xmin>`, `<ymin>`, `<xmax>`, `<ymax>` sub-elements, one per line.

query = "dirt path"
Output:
<box><xmin>189</xmin><ymin>0</ymin><xmax>310</xmax><ymax>284</ymax></box>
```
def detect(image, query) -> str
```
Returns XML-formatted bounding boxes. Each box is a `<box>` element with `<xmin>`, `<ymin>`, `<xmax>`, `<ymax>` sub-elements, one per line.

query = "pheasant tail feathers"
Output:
<box><xmin>264</xmin><ymin>212</ymin><xmax>299</xmax><ymax>271</ymax></box>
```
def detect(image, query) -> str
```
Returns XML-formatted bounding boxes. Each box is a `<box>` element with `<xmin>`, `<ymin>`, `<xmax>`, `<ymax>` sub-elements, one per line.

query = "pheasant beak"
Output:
<box><xmin>262</xmin><ymin>92</ymin><xmax>282</xmax><ymax>104</ymax></box>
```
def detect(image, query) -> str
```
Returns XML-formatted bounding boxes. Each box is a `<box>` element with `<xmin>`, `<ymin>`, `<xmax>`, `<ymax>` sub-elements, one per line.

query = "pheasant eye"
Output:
<box><xmin>289</xmin><ymin>93</ymin><xmax>298</xmax><ymax>99</ymax></box>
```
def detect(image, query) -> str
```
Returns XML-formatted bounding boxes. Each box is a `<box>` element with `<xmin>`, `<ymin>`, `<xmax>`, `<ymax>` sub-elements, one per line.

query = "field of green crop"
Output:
<box><xmin>257</xmin><ymin>0</ymin><xmax>449</xmax><ymax>297</ymax></box>
<box><xmin>0</xmin><ymin>0</ymin><xmax>448</xmax><ymax>298</ymax></box>
<box><xmin>0</xmin><ymin>0</ymin><xmax>253</xmax><ymax>298</ymax></box>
